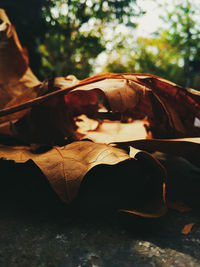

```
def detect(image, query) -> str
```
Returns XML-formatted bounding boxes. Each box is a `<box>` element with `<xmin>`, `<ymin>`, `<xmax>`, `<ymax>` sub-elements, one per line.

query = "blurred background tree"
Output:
<box><xmin>40</xmin><ymin>0</ymin><xmax>142</xmax><ymax>79</ymax></box>
<box><xmin>103</xmin><ymin>0</ymin><xmax>200</xmax><ymax>89</ymax></box>
<box><xmin>1</xmin><ymin>0</ymin><xmax>200</xmax><ymax>89</ymax></box>
<box><xmin>158</xmin><ymin>0</ymin><xmax>200</xmax><ymax>88</ymax></box>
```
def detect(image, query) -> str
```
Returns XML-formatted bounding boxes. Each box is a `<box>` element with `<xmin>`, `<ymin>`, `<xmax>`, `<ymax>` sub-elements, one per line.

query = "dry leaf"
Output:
<box><xmin>0</xmin><ymin>9</ymin><xmax>41</xmax><ymax>110</ymax></box>
<box><xmin>113</xmin><ymin>138</ymin><xmax>200</xmax><ymax>209</ymax></box>
<box><xmin>52</xmin><ymin>75</ymin><xmax>80</xmax><ymax>90</ymax></box>
<box><xmin>65</xmin><ymin>78</ymin><xmax>144</xmax><ymax>114</ymax></box>
<box><xmin>0</xmin><ymin>9</ymin><xmax>41</xmax><ymax>135</ymax></box>
<box><xmin>181</xmin><ymin>223</ymin><xmax>195</xmax><ymax>235</ymax></box>
<box><xmin>63</xmin><ymin>73</ymin><xmax>200</xmax><ymax>138</ymax></box>
<box><xmin>0</xmin><ymin>9</ymin><xmax>28</xmax><ymax>84</ymax></box>
<box><xmin>0</xmin><ymin>73</ymin><xmax>199</xmax><ymax>145</ymax></box>
<box><xmin>114</xmin><ymin>138</ymin><xmax>200</xmax><ymax>167</ymax></box>
<box><xmin>0</xmin><ymin>10</ymin><xmax>198</xmax><ymax>219</ymax></box>
<box><xmin>11</xmin><ymin>95</ymin><xmax>77</xmax><ymax>145</ymax></box>
<box><xmin>0</xmin><ymin>141</ymin><xmax>167</xmax><ymax>217</ymax></box>
<box><xmin>76</xmin><ymin>115</ymin><xmax>148</xmax><ymax>143</ymax></box>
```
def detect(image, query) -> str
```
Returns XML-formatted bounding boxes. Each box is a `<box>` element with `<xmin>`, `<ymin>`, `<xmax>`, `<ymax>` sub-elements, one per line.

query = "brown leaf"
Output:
<box><xmin>0</xmin><ymin>141</ymin><xmax>167</xmax><ymax>217</ymax></box>
<box><xmin>52</xmin><ymin>75</ymin><xmax>80</xmax><ymax>90</ymax></box>
<box><xmin>114</xmin><ymin>138</ymin><xmax>200</xmax><ymax>167</ymax></box>
<box><xmin>0</xmin><ymin>73</ymin><xmax>150</xmax><ymax>144</ymax></box>
<box><xmin>0</xmin><ymin>141</ymin><xmax>129</xmax><ymax>202</ymax></box>
<box><xmin>65</xmin><ymin>78</ymin><xmax>144</xmax><ymax>114</ymax></box>
<box><xmin>60</xmin><ymin>73</ymin><xmax>200</xmax><ymax>139</ymax></box>
<box><xmin>181</xmin><ymin>223</ymin><xmax>195</xmax><ymax>235</ymax></box>
<box><xmin>11</xmin><ymin>95</ymin><xmax>77</xmax><ymax>145</ymax></box>
<box><xmin>0</xmin><ymin>9</ymin><xmax>28</xmax><ymax>84</ymax></box>
<box><xmin>0</xmin><ymin>9</ymin><xmax>41</xmax><ymax>123</ymax></box>
<box><xmin>76</xmin><ymin>115</ymin><xmax>148</xmax><ymax>143</ymax></box>
<box><xmin>137</xmin><ymin>76</ymin><xmax>200</xmax><ymax>138</ymax></box>
<box><xmin>0</xmin><ymin>76</ymin><xmax>79</xmax><ymax>143</ymax></box>
<box><xmin>0</xmin><ymin>72</ymin><xmax>199</xmax><ymax>145</ymax></box>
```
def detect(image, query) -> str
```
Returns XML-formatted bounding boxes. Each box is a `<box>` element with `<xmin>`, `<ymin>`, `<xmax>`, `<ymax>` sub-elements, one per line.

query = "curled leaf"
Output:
<box><xmin>76</xmin><ymin>115</ymin><xmax>148</xmax><ymax>143</ymax></box>
<box><xmin>0</xmin><ymin>8</ymin><xmax>28</xmax><ymax>84</ymax></box>
<box><xmin>0</xmin><ymin>141</ymin><xmax>167</xmax><ymax>217</ymax></box>
<box><xmin>11</xmin><ymin>95</ymin><xmax>76</xmax><ymax>145</ymax></box>
<box><xmin>0</xmin><ymin>9</ymin><xmax>41</xmax><ymax>127</ymax></box>
<box><xmin>114</xmin><ymin>138</ymin><xmax>200</xmax><ymax>167</ymax></box>
<box><xmin>0</xmin><ymin>73</ymin><xmax>199</xmax><ymax>145</ymax></box>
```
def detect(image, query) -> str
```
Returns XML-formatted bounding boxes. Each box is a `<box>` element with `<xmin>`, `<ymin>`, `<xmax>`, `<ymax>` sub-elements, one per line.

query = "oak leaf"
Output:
<box><xmin>0</xmin><ymin>73</ymin><xmax>199</xmax><ymax>145</ymax></box>
<box><xmin>0</xmin><ymin>141</ymin><xmax>167</xmax><ymax>217</ymax></box>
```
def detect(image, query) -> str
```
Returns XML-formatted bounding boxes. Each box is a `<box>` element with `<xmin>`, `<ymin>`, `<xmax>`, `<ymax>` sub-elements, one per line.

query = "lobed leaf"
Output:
<box><xmin>0</xmin><ymin>140</ymin><xmax>167</xmax><ymax>217</ymax></box>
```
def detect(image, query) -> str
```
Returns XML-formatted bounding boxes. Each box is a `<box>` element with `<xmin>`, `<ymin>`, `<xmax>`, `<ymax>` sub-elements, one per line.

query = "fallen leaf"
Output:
<box><xmin>65</xmin><ymin>78</ymin><xmax>144</xmax><ymax>114</ymax></box>
<box><xmin>0</xmin><ymin>141</ymin><xmax>167</xmax><ymax>217</ymax></box>
<box><xmin>75</xmin><ymin>114</ymin><xmax>100</xmax><ymax>136</ymax></box>
<box><xmin>0</xmin><ymin>11</ymin><xmax>198</xmax><ymax>219</ymax></box>
<box><xmin>0</xmin><ymin>9</ymin><xmax>28</xmax><ymax>84</ymax></box>
<box><xmin>65</xmin><ymin>73</ymin><xmax>200</xmax><ymax>138</ymax></box>
<box><xmin>76</xmin><ymin>115</ymin><xmax>148</xmax><ymax>143</ymax></box>
<box><xmin>152</xmin><ymin>151</ymin><xmax>200</xmax><ymax>209</ymax></box>
<box><xmin>113</xmin><ymin>138</ymin><xmax>200</xmax><ymax>167</ymax></box>
<box><xmin>181</xmin><ymin>223</ymin><xmax>195</xmax><ymax>235</ymax></box>
<box><xmin>137</xmin><ymin>76</ymin><xmax>200</xmax><ymax>138</ymax></box>
<box><xmin>0</xmin><ymin>9</ymin><xmax>41</xmax><ymax>130</ymax></box>
<box><xmin>0</xmin><ymin>9</ymin><xmax>40</xmax><ymax>109</ymax></box>
<box><xmin>0</xmin><ymin>73</ymin><xmax>199</xmax><ymax>145</ymax></box>
<box><xmin>11</xmin><ymin>95</ymin><xmax>77</xmax><ymax>145</ymax></box>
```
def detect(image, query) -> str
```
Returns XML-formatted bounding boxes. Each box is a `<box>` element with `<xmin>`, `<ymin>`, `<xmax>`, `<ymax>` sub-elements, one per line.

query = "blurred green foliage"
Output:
<box><xmin>103</xmin><ymin>36</ymin><xmax>185</xmax><ymax>86</ymax></box>
<box><xmin>158</xmin><ymin>0</ymin><xmax>200</xmax><ymax>88</ymax></box>
<box><xmin>1</xmin><ymin>0</ymin><xmax>200</xmax><ymax>89</ymax></box>
<box><xmin>39</xmin><ymin>0</ymin><xmax>141</xmax><ymax>79</ymax></box>
<box><xmin>104</xmin><ymin>0</ymin><xmax>200</xmax><ymax>89</ymax></box>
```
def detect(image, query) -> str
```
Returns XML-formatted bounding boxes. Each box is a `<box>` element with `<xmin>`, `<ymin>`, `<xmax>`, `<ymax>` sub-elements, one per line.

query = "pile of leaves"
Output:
<box><xmin>0</xmin><ymin>9</ymin><xmax>200</xmax><ymax>219</ymax></box>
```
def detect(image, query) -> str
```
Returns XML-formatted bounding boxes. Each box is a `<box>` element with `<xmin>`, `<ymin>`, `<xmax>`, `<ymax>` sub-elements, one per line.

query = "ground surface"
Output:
<box><xmin>1</xmin><ymin>201</ymin><xmax>200</xmax><ymax>267</ymax></box>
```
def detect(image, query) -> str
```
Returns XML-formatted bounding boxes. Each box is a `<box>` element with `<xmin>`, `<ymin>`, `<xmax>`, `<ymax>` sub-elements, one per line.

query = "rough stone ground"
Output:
<box><xmin>1</xmin><ymin>200</ymin><xmax>200</xmax><ymax>267</ymax></box>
